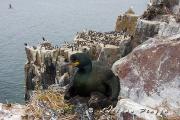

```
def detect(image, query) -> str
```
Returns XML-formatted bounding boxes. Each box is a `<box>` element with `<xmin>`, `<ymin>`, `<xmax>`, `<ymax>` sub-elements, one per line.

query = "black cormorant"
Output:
<box><xmin>65</xmin><ymin>53</ymin><xmax>120</xmax><ymax>107</ymax></box>
<box><xmin>9</xmin><ymin>4</ymin><xmax>12</xmax><ymax>9</ymax></box>
<box><xmin>24</xmin><ymin>43</ymin><xmax>27</xmax><ymax>46</ymax></box>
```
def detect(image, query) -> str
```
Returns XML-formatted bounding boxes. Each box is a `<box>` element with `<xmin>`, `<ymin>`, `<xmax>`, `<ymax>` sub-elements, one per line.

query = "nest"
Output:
<box><xmin>24</xmin><ymin>87</ymin><xmax>117</xmax><ymax>120</ymax></box>
<box><xmin>25</xmin><ymin>90</ymin><xmax>76</xmax><ymax>119</ymax></box>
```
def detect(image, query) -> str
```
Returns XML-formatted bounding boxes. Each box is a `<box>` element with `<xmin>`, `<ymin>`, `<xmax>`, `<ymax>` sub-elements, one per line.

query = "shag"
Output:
<box><xmin>9</xmin><ymin>4</ymin><xmax>12</xmax><ymax>9</ymax></box>
<box><xmin>65</xmin><ymin>53</ymin><xmax>120</xmax><ymax>105</ymax></box>
<box><xmin>42</xmin><ymin>37</ymin><xmax>46</xmax><ymax>41</ymax></box>
<box><xmin>24</xmin><ymin>43</ymin><xmax>27</xmax><ymax>46</ymax></box>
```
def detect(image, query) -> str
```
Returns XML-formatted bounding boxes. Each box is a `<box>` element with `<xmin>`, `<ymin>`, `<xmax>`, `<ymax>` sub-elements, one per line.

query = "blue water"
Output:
<box><xmin>0</xmin><ymin>0</ymin><xmax>147</xmax><ymax>103</ymax></box>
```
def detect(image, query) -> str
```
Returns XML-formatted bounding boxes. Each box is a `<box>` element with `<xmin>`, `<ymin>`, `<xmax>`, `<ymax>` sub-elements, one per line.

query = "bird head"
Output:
<box><xmin>70</xmin><ymin>53</ymin><xmax>92</xmax><ymax>72</ymax></box>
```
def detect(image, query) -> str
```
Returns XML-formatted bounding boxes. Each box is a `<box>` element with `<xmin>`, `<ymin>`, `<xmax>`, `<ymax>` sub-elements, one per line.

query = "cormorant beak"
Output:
<box><xmin>70</xmin><ymin>61</ymin><xmax>80</xmax><ymax>67</ymax></box>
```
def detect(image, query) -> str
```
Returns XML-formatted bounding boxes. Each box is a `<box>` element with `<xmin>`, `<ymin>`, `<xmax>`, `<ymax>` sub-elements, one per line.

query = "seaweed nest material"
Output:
<box><xmin>25</xmin><ymin>90</ymin><xmax>76</xmax><ymax>120</ymax></box>
<box><xmin>24</xmin><ymin>88</ymin><xmax>117</xmax><ymax>120</ymax></box>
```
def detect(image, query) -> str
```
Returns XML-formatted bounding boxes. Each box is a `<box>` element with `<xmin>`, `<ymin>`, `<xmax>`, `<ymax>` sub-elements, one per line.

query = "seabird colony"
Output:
<box><xmin>74</xmin><ymin>30</ymin><xmax>130</xmax><ymax>47</ymax></box>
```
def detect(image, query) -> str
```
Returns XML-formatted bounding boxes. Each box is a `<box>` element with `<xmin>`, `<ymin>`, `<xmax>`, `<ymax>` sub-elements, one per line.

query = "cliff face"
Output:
<box><xmin>150</xmin><ymin>0</ymin><xmax>179</xmax><ymax>9</ymax></box>
<box><xmin>115</xmin><ymin>8</ymin><xmax>139</xmax><ymax>35</ymax></box>
<box><xmin>113</xmin><ymin>35</ymin><xmax>180</xmax><ymax>119</ymax></box>
<box><xmin>24</xmin><ymin>43</ymin><xmax>59</xmax><ymax>100</ymax></box>
<box><xmin>132</xmin><ymin>0</ymin><xmax>180</xmax><ymax>48</ymax></box>
<box><xmin>113</xmin><ymin>0</ymin><xmax>180</xmax><ymax>119</ymax></box>
<box><xmin>0</xmin><ymin>103</ymin><xmax>25</xmax><ymax>119</ymax></box>
<box><xmin>23</xmin><ymin>31</ymin><xmax>132</xmax><ymax>119</ymax></box>
<box><xmin>158</xmin><ymin>16</ymin><xmax>180</xmax><ymax>37</ymax></box>
<box><xmin>24</xmin><ymin>30</ymin><xmax>131</xmax><ymax>101</ymax></box>
<box><xmin>74</xmin><ymin>30</ymin><xmax>132</xmax><ymax>67</ymax></box>
<box><xmin>132</xmin><ymin>19</ymin><xmax>160</xmax><ymax>48</ymax></box>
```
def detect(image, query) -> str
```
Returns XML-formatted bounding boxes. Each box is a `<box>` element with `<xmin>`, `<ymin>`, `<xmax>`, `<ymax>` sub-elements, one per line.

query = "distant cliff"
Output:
<box><xmin>115</xmin><ymin>8</ymin><xmax>139</xmax><ymax>35</ymax></box>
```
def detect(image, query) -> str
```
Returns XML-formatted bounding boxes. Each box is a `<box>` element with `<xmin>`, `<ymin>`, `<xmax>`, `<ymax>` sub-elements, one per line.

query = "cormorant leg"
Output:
<box><xmin>104</xmin><ymin>76</ymin><xmax>120</xmax><ymax>103</ymax></box>
<box><xmin>64</xmin><ymin>86</ymin><xmax>77</xmax><ymax>100</ymax></box>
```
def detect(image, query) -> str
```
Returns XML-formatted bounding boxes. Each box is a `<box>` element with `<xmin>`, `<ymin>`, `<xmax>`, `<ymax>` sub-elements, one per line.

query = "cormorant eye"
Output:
<box><xmin>70</xmin><ymin>55</ymin><xmax>77</xmax><ymax>62</ymax></box>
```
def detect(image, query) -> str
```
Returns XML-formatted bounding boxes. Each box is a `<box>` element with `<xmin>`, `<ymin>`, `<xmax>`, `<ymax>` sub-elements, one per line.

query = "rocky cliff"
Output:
<box><xmin>113</xmin><ymin>35</ymin><xmax>180</xmax><ymax>120</ymax></box>
<box><xmin>115</xmin><ymin>8</ymin><xmax>139</xmax><ymax>35</ymax></box>
<box><xmin>112</xmin><ymin>0</ymin><xmax>180</xmax><ymax>119</ymax></box>
<box><xmin>22</xmin><ymin>30</ymin><xmax>131</xmax><ymax>119</ymax></box>
<box><xmin>1</xmin><ymin>0</ymin><xmax>180</xmax><ymax>119</ymax></box>
<box><xmin>0</xmin><ymin>103</ymin><xmax>25</xmax><ymax>119</ymax></box>
<box><xmin>131</xmin><ymin>0</ymin><xmax>180</xmax><ymax>48</ymax></box>
<box><xmin>24</xmin><ymin>30</ymin><xmax>131</xmax><ymax>101</ymax></box>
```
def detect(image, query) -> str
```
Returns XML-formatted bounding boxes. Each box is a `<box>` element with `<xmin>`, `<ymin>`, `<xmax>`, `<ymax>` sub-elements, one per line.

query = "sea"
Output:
<box><xmin>0</xmin><ymin>0</ymin><xmax>147</xmax><ymax>103</ymax></box>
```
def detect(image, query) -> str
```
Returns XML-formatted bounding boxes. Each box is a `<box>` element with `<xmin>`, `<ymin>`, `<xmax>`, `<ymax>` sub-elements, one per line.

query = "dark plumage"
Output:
<box><xmin>65</xmin><ymin>53</ymin><xmax>120</xmax><ymax>105</ymax></box>
<box><xmin>24</xmin><ymin>43</ymin><xmax>27</xmax><ymax>46</ymax></box>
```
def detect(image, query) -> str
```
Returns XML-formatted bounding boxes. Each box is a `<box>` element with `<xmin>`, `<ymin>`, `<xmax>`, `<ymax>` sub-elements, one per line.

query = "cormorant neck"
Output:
<box><xmin>78</xmin><ymin>63</ymin><xmax>92</xmax><ymax>73</ymax></box>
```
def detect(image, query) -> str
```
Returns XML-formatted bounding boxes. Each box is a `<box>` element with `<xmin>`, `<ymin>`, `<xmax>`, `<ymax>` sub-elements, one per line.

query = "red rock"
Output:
<box><xmin>112</xmin><ymin>35</ymin><xmax>180</xmax><ymax>118</ymax></box>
